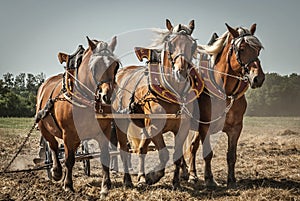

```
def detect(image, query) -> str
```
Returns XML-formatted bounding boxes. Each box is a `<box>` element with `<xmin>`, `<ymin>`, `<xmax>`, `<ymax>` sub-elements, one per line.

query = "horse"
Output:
<box><xmin>183</xmin><ymin>23</ymin><xmax>265</xmax><ymax>188</ymax></box>
<box><xmin>35</xmin><ymin>36</ymin><xmax>119</xmax><ymax>197</ymax></box>
<box><xmin>112</xmin><ymin>19</ymin><xmax>202</xmax><ymax>189</ymax></box>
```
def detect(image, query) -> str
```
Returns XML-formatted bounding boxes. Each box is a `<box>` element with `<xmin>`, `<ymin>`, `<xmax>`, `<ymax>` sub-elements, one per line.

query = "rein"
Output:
<box><xmin>227</xmin><ymin>33</ymin><xmax>259</xmax><ymax>77</ymax></box>
<box><xmin>196</xmin><ymin>65</ymin><xmax>247</xmax><ymax>81</ymax></box>
<box><xmin>184</xmin><ymin>34</ymin><xmax>258</xmax><ymax>124</ymax></box>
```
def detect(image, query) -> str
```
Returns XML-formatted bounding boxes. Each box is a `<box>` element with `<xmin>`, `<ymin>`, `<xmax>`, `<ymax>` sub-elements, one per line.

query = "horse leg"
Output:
<box><xmin>200</xmin><ymin>126</ymin><xmax>218</xmax><ymax>188</ymax></box>
<box><xmin>39</xmin><ymin>122</ymin><xmax>62</xmax><ymax>181</ymax></box>
<box><xmin>145</xmin><ymin>130</ymin><xmax>169</xmax><ymax>185</ymax></box>
<box><xmin>137</xmin><ymin>137</ymin><xmax>151</xmax><ymax>187</ymax></box>
<box><xmin>115</xmin><ymin>124</ymin><xmax>133</xmax><ymax>188</ymax></box>
<box><xmin>186</xmin><ymin>131</ymin><xmax>201</xmax><ymax>183</ymax></box>
<box><xmin>225</xmin><ymin>124</ymin><xmax>242</xmax><ymax>188</ymax></box>
<box><xmin>180</xmin><ymin>156</ymin><xmax>189</xmax><ymax>181</ymax></box>
<box><xmin>63</xmin><ymin>132</ymin><xmax>80</xmax><ymax>192</ymax></box>
<box><xmin>95</xmin><ymin>128</ymin><xmax>112</xmax><ymax>198</ymax></box>
<box><xmin>110</xmin><ymin>122</ymin><xmax>118</xmax><ymax>173</ymax></box>
<box><xmin>172</xmin><ymin>123</ymin><xmax>190</xmax><ymax>189</ymax></box>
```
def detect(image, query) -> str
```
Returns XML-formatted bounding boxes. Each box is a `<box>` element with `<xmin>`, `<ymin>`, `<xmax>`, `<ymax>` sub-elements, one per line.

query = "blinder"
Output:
<box><xmin>228</xmin><ymin>34</ymin><xmax>260</xmax><ymax>78</ymax></box>
<box><xmin>165</xmin><ymin>34</ymin><xmax>197</xmax><ymax>70</ymax></box>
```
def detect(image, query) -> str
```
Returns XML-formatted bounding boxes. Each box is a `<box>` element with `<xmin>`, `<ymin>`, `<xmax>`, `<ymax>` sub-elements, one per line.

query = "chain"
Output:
<box><xmin>0</xmin><ymin>122</ymin><xmax>37</xmax><ymax>174</ymax></box>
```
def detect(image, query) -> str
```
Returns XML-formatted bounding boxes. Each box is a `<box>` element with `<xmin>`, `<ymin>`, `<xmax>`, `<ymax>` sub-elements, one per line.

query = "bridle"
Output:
<box><xmin>91</xmin><ymin>43</ymin><xmax>116</xmax><ymax>87</ymax></box>
<box><xmin>71</xmin><ymin>42</ymin><xmax>118</xmax><ymax>105</ymax></box>
<box><xmin>165</xmin><ymin>32</ymin><xmax>197</xmax><ymax>70</ymax></box>
<box><xmin>227</xmin><ymin>33</ymin><xmax>260</xmax><ymax>79</ymax></box>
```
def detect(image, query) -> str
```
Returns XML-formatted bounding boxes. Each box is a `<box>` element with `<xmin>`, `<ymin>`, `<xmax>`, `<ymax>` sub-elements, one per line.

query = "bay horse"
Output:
<box><xmin>35</xmin><ymin>36</ymin><xmax>119</xmax><ymax>197</ymax></box>
<box><xmin>112</xmin><ymin>19</ymin><xmax>202</xmax><ymax>189</ymax></box>
<box><xmin>184</xmin><ymin>23</ymin><xmax>265</xmax><ymax>188</ymax></box>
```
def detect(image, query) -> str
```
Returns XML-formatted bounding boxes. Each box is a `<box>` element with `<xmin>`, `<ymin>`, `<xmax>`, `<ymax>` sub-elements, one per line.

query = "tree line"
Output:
<box><xmin>0</xmin><ymin>72</ymin><xmax>45</xmax><ymax>117</ymax></box>
<box><xmin>0</xmin><ymin>72</ymin><xmax>299</xmax><ymax>117</ymax></box>
<box><xmin>246</xmin><ymin>73</ymin><xmax>300</xmax><ymax>116</ymax></box>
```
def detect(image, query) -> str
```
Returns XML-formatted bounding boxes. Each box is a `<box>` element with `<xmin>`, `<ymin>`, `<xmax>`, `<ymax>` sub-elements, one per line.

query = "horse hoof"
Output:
<box><xmin>51</xmin><ymin>168</ymin><xmax>62</xmax><ymax>181</ymax></box>
<box><xmin>63</xmin><ymin>185</ymin><xmax>75</xmax><ymax>193</ymax></box>
<box><xmin>205</xmin><ymin>179</ymin><xmax>219</xmax><ymax>189</ymax></box>
<box><xmin>227</xmin><ymin>181</ymin><xmax>237</xmax><ymax>189</ymax></box>
<box><xmin>172</xmin><ymin>182</ymin><xmax>181</xmax><ymax>190</ymax></box>
<box><xmin>146</xmin><ymin>171</ymin><xmax>164</xmax><ymax>185</ymax></box>
<box><xmin>100</xmin><ymin>193</ymin><xmax>107</xmax><ymax>200</ymax></box>
<box><xmin>100</xmin><ymin>188</ymin><xmax>108</xmax><ymax>200</ymax></box>
<box><xmin>123</xmin><ymin>181</ymin><xmax>134</xmax><ymax>189</ymax></box>
<box><xmin>188</xmin><ymin>174</ymin><xmax>199</xmax><ymax>184</ymax></box>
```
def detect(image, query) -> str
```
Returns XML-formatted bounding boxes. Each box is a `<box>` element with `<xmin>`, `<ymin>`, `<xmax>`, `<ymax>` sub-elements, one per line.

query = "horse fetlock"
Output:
<box><xmin>227</xmin><ymin>180</ymin><xmax>237</xmax><ymax>189</ymax></box>
<box><xmin>102</xmin><ymin>178</ymin><xmax>112</xmax><ymax>190</ymax></box>
<box><xmin>227</xmin><ymin>176</ymin><xmax>237</xmax><ymax>188</ymax></box>
<box><xmin>205</xmin><ymin>177</ymin><xmax>219</xmax><ymax>189</ymax></box>
<box><xmin>180</xmin><ymin>168</ymin><xmax>189</xmax><ymax>181</ymax></box>
<box><xmin>172</xmin><ymin>180</ymin><xmax>181</xmax><ymax>190</ymax></box>
<box><xmin>51</xmin><ymin>167</ymin><xmax>63</xmax><ymax>181</ymax></box>
<box><xmin>188</xmin><ymin>172</ymin><xmax>199</xmax><ymax>184</ymax></box>
<box><xmin>63</xmin><ymin>182</ymin><xmax>75</xmax><ymax>192</ymax></box>
<box><xmin>123</xmin><ymin>173</ymin><xmax>133</xmax><ymax>188</ymax></box>
<box><xmin>146</xmin><ymin>169</ymin><xmax>165</xmax><ymax>185</ymax></box>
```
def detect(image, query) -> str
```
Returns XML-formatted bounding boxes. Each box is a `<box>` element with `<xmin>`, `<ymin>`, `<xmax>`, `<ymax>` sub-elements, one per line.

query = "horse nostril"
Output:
<box><xmin>102</xmin><ymin>95</ymin><xmax>110</xmax><ymax>103</ymax></box>
<box><xmin>253</xmin><ymin>76</ymin><xmax>258</xmax><ymax>84</ymax></box>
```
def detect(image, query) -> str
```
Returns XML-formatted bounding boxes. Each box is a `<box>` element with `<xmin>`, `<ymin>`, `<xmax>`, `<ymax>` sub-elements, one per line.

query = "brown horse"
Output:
<box><xmin>184</xmin><ymin>23</ymin><xmax>265</xmax><ymax>188</ymax></box>
<box><xmin>112</xmin><ymin>19</ymin><xmax>201</xmax><ymax>189</ymax></box>
<box><xmin>35</xmin><ymin>36</ymin><xmax>119</xmax><ymax>197</ymax></box>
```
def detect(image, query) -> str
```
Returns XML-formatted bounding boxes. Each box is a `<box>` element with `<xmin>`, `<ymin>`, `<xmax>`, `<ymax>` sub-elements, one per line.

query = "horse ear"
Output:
<box><xmin>166</xmin><ymin>19</ymin><xmax>173</xmax><ymax>31</ymax></box>
<box><xmin>189</xmin><ymin>20</ymin><xmax>195</xmax><ymax>34</ymax></box>
<box><xmin>58</xmin><ymin>52</ymin><xmax>68</xmax><ymax>64</ymax></box>
<box><xmin>109</xmin><ymin>36</ymin><xmax>117</xmax><ymax>52</ymax></box>
<box><xmin>225</xmin><ymin>23</ymin><xmax>239</xmax><ymax>38</ymax></box>
<box><xmin>86</xmin><ymin>36</ymin><xmax>96</xmax><ymax>51</ymax></box>
<box><xmin>250</xmin><ymin>23</ymin><xmax>257</xmax><ymax>35</ymax></box>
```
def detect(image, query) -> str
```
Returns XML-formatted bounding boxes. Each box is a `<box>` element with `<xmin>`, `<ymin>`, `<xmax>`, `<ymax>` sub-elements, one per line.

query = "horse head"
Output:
<box><xmin>226</xmin><ymin>23</ymin><xmax>265</xmax><ymax>88</ymax></box>
<box><xmin>81</xmin><ymin>36</ymin><xmax>119</xmax><ymax>104</ymax></box>
<box><xmin>164</xmin><ymin>19</ymin><xmax>197</xmax><ymax>82</ymax></box>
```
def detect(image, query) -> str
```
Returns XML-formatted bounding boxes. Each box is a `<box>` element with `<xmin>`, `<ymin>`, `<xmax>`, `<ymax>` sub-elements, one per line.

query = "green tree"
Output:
<box><xmin>0</xmin><ymin>72</ymin><xmax>46</xmax><ymax>117</ymax></box>
<box><xmin>246</xmin><ymin>73</ymin><xmax>300</xmax><ymax>116</ymax></box>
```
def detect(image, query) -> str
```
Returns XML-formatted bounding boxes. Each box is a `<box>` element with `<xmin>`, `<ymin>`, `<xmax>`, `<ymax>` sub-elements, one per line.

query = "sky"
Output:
<box><xmin>0</xmin><ymin>0</ymin><xmax>299</xmax><ymax>78</ymax></box>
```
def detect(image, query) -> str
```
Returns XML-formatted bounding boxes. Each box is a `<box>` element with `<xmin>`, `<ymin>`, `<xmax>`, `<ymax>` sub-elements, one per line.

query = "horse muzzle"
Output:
<box><xmin>246</xmin><ymin>72</ymin><xmax>265</xmax><ymax>89</ymax></box>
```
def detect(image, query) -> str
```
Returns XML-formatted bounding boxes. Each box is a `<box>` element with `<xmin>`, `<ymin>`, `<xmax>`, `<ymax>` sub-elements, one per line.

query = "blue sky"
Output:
<box><xmin>0</xmin><ymin>0</ymin><xmax>299</xmax><ymax>78</ymax></box>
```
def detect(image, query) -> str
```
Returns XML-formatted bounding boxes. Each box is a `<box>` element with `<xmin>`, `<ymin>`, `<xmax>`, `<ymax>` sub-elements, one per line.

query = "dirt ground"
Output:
<box><xmin>0</xmin><ymin>117</ymin><xmax>300</xmax><ymax>201</ymax></box>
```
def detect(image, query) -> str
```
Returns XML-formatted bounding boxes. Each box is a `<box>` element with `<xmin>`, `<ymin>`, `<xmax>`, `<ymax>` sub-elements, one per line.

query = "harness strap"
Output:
<box><xmin>129</xmin><ymin>70</ymin><xmax>147</xmax><ymax>113</ymax></box>
<box><xmin>35</xmin><ymin>80</ymin><xmax>63</xmax><ymax>133</ymax></box>
<box><xmin>116</xmin><ymin>67</ymin><xmax>147</xmax><ymax>113</ymax></box>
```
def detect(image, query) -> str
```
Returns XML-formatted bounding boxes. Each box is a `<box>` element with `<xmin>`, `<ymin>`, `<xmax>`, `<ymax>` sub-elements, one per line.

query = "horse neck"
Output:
<box><xmin>213</xmin><ymin>43</ymin><xmax>240</xmax><ymax>96</ymax></box>
<box><xmin>76</xmin><ymin>51</ymin><xmax>95</xmax><ymax>97</ymax></box>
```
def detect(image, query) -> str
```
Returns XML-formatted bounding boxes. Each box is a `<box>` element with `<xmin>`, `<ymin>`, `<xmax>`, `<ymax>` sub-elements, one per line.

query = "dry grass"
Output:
<box><xmin>0</xmin><ymin>117</ymin><xmax>300</xmax><ymax>200</ymax></box>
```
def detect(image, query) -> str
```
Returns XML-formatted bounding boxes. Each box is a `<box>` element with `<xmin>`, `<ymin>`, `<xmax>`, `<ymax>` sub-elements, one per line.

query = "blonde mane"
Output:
<box><xmin>198</xmin><ymin>27</ymin><xmax>264</xmax><ymax>65</ymax></box>
<box><xmin>149</xmin><ymin>24</ymin><xmax>194</xmax><ymax>49</ymax></box>
<box><xmin>149</xmin><ymin>28</ymin><xmax>171</xmax><ymax>49</ymax></box>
